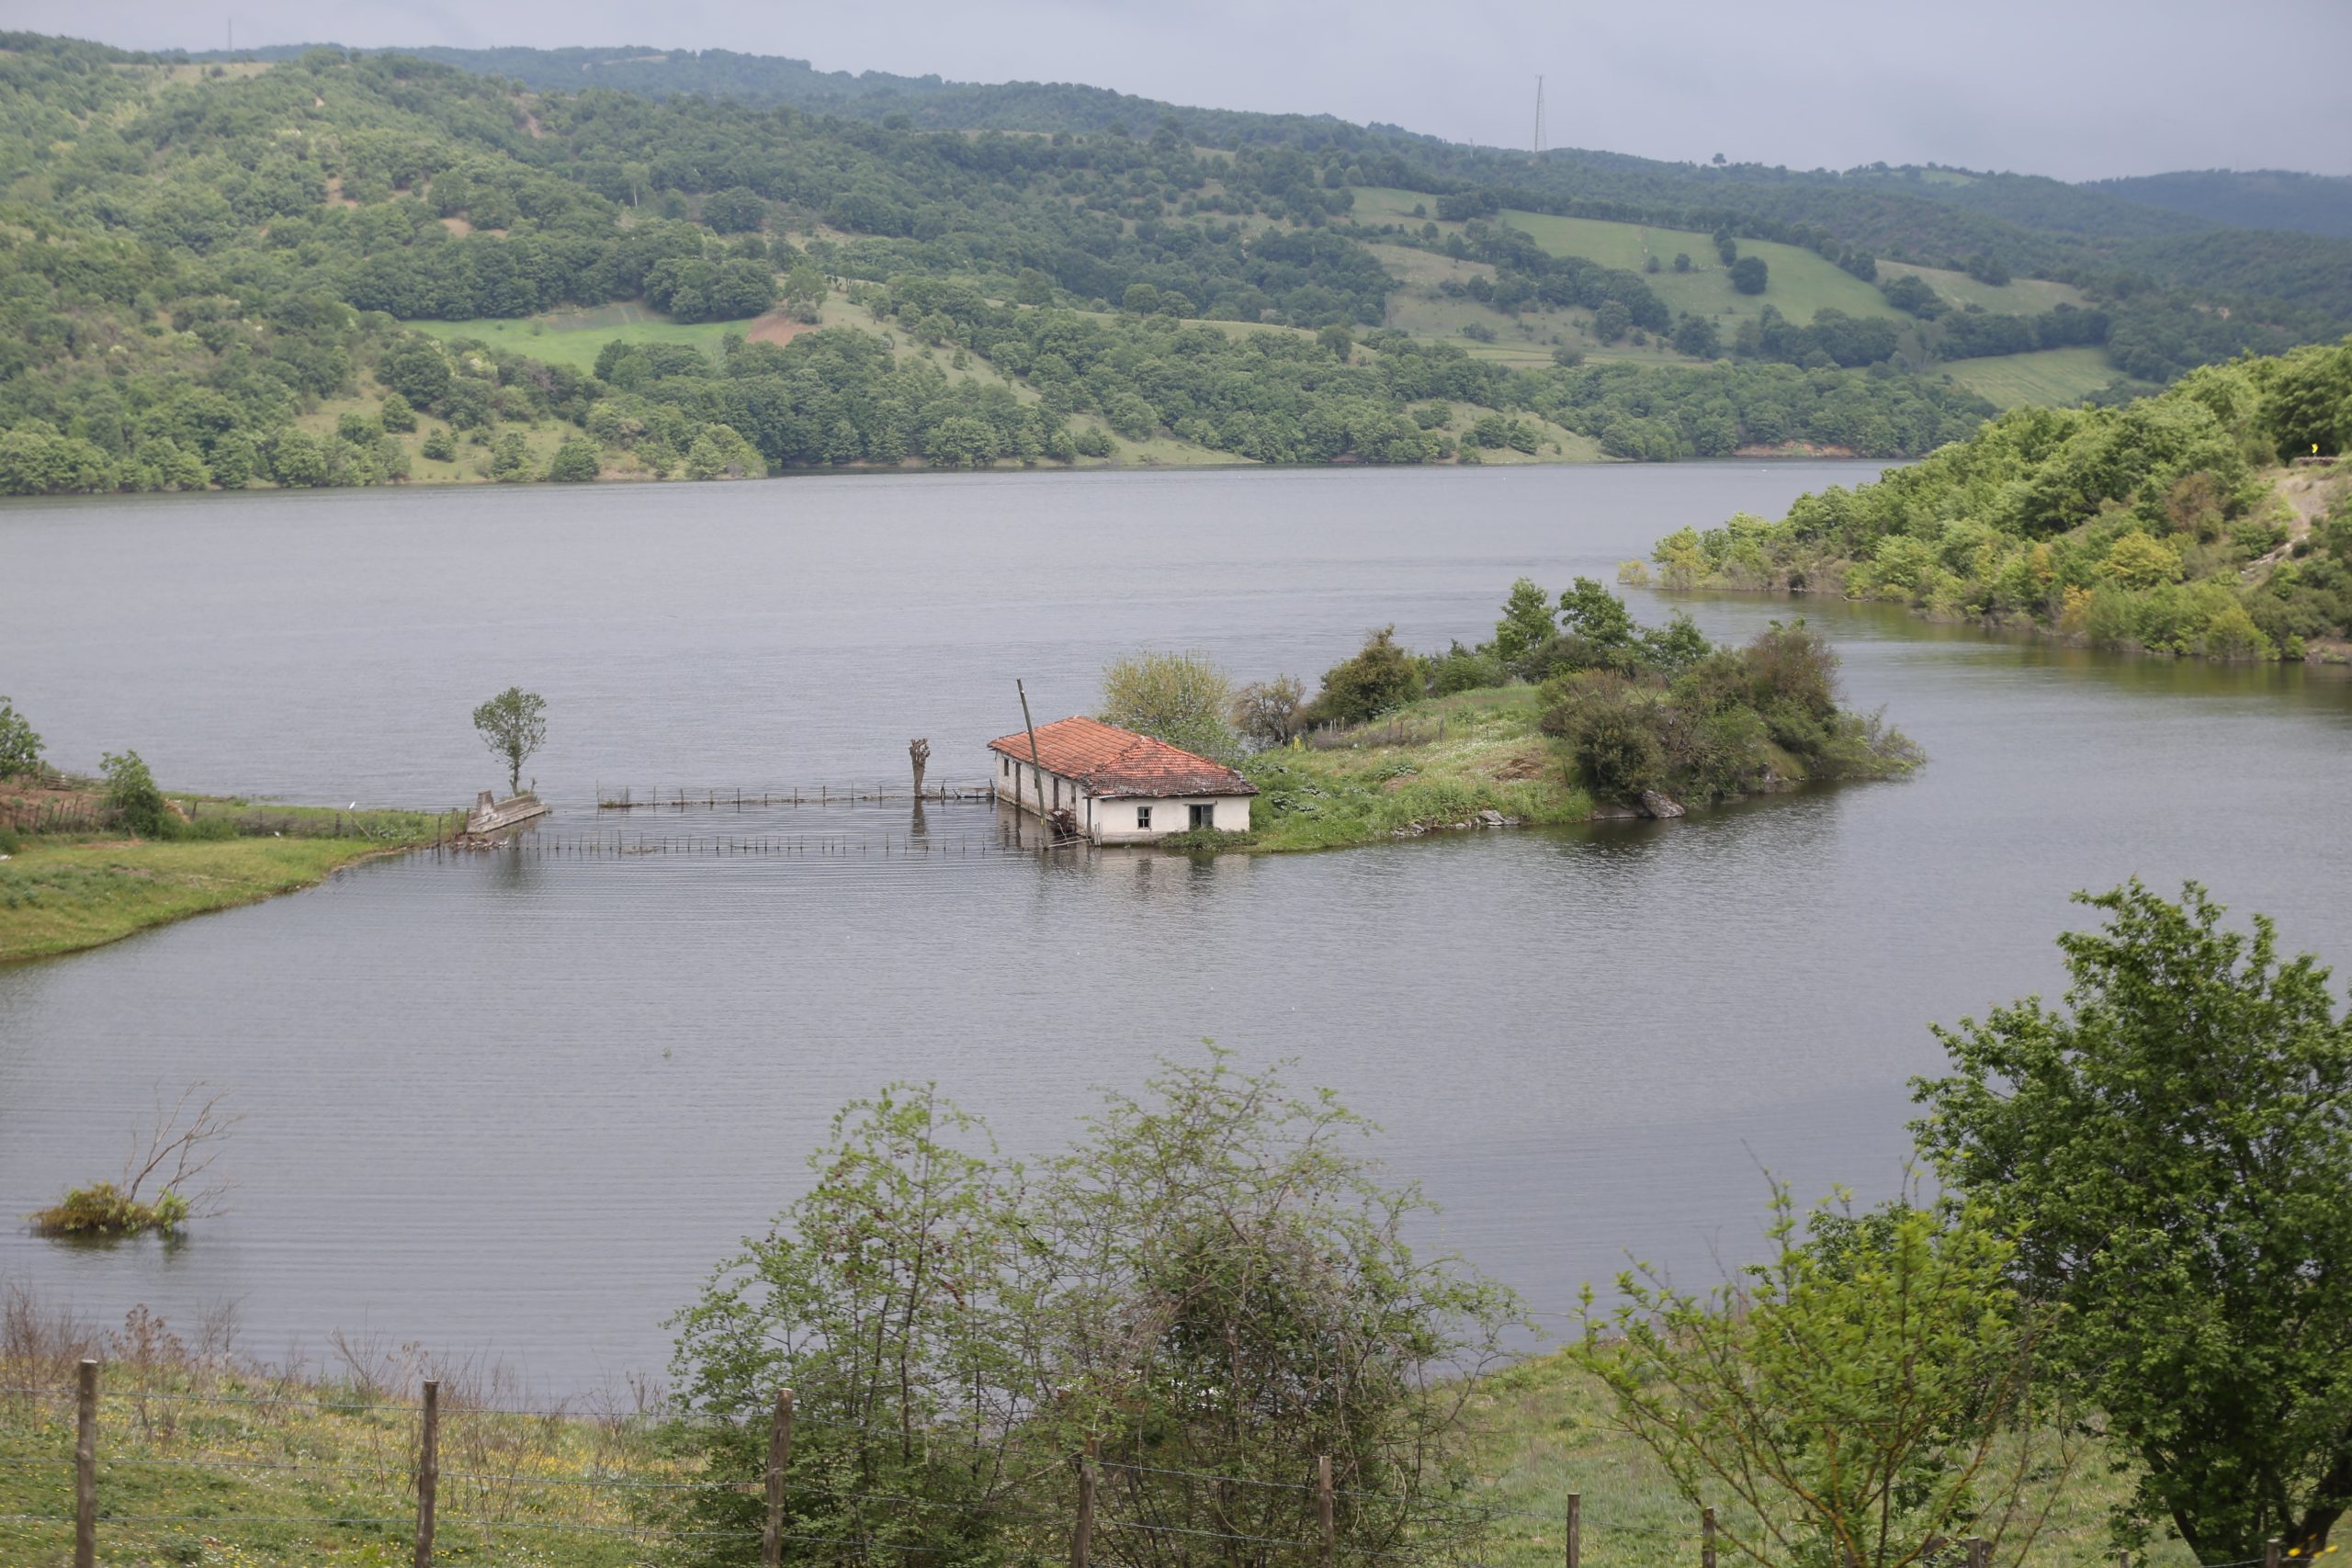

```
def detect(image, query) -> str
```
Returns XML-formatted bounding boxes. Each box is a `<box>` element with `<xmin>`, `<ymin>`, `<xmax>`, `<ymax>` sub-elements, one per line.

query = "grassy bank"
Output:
<box><xmin>0</xmin><ymin>1299</ymin><xmax>662</xmax><ymax>1567</ymax></box>
<box><xmin>0</xmin><ymin>1302</ymin><xmax>2192</xmax><ymax>1568</ymax></box>
<box><xmin>1239</xmin><ymin>687</ymin><xmax>1597</xmax><ymax>852</ymax></box>
<box><xmin>1457</xmin><ymin>1349</ymin><xmax>2196</xmax><ymax>1568</ymax></box>
<box><xmin>0</xmin><ymin>791</ymin><xmax>445</xmax><ymax>963</ymax></box>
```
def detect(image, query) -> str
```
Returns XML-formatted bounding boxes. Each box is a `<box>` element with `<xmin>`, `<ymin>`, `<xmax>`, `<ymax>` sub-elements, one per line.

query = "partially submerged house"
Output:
<box><xmin>988</xmin><ymin>716</ymin><xmax>1257</xmax><ymax>844</ymax></box>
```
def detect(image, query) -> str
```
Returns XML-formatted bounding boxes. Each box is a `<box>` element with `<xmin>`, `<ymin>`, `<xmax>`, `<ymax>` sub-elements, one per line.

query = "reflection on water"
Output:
<box><xmin>3</xmin><ymin>465</ymin><xmax>2348</xmax><ymax>1395</ymax></box>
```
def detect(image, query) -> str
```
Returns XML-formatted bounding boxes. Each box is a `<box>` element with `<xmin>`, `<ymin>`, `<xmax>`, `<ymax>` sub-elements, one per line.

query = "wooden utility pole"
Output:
<box><xmin>413</xmin><ymin>1379</ymin><xmax>439</xmax><ymax>1568</ymax></box>
<box><xmin>74</xmin><ymin>1359</ymin><xmax>96</xmax><ymax>1568</ymax></box>
<box><xmin>1565</xmin><ymin>1493</ymin><xmax>1581</xmax><ymax>1568</ymax></box>
<box><xmin>1317</xmin><ymin>1454</ymin><xmax>1336</xmax><ymax>1568</ymax></box>
<box><xmin>908</xmin><ymin>739</ymin><xmax>930</xmax><ymax>799</ymax></box>
<box><xmin>1016</xmin><ymin>680</ymin><xmax>1046</xmax><ymax>829</ymax></box>
<box><xmin>1070</xmin><ymin>1437</ymin><xmax>1098</xmax><ymax>1568</ymax></box>
<box><xmin>762</xmin><ymin>1387</ymin><xmax>795</xmax><ymax>1568</ymax></box>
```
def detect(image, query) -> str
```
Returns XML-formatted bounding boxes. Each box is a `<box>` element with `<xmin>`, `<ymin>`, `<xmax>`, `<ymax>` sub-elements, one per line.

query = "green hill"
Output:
<box><xmin>1652</xmin><ymin>340</ymin><xmax>2352</xmax><ymax>660</ymax></box>
<box><xmin>2088</xmin><ymin>170</ymin><xmax>2352</xmax><ymax>241</ymax></box>
<box><xmin>0</xmin><ymin>28</ymin><xmax>2336</xmax><ymax>497</ymax></box>
<box><xmin>0</xmin><ymin>31</ymin><xmax>2013</xmax><ymax>495</ymax></box>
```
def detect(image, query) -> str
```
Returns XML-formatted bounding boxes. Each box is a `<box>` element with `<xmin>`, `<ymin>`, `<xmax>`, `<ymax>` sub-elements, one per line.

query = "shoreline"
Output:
<box><xmin>0</xmin><ymin>792</ymin><xmax>447</xmax><ymax>964</ymax></box>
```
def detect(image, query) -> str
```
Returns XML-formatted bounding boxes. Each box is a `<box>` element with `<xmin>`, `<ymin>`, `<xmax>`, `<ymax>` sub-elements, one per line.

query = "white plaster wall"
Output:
<box><xmin>988</xmin><ymin>750</ymin><xmax>1084</xmax><ymax>821</ymax></box>
<box><xmin>1091</xmin><ymin>794</ymin><xmax>1252</xmax><ymax>843</ymax></box>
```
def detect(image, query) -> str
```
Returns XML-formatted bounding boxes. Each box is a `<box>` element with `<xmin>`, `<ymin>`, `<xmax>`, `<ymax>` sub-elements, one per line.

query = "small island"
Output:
<box><xmin>1093</xmin><ymin>578</ymin><xmax>1921</xmax><ymax>854</ymax></box>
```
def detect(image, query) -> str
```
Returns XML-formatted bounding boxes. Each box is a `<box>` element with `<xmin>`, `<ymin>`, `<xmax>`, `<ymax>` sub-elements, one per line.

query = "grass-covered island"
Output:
<box><xmin>1647</xmin><ymin>338</ymin><xmax>2352</xmax><ymax>661</ymax></box>
<box><xmin>1106</xmin><ymin>580</ymin><xmax>1919</xmax><ymax>856</ymax></box>
<box><xmin>0</xmin><ymin>742</ymin><xmax>444</xmax><ymax>963</ymax></box>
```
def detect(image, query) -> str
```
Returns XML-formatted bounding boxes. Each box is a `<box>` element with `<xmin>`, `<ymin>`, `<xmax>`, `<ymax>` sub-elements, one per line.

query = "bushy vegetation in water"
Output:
<box><xmin>1653</xmin><ymin>339</ymin><xmax>2352</xmax><ymax>658</ymax></box>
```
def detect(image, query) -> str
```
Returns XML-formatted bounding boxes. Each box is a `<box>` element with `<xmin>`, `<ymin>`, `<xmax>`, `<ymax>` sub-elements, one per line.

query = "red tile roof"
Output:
<box><xmin>988</xmin><ymin>716</ymin><xmax>1259</xmax><ymax>799</ymax></box>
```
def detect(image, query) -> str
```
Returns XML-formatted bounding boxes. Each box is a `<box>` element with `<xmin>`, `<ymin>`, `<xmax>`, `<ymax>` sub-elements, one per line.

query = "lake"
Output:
<box><xmin>4</xmin><ymin>464</ymin><xmax>2347</xmax><ymax>1397</ymax></box>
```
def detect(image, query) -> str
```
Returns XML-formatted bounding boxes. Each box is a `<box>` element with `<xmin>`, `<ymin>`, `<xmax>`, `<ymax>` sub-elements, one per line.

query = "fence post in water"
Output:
<box><xmin>1317</xmin><ymin>1453</ymin><xmax>1336</xmax><ymax>1568</ymax></box>
<box><xmin>762</xmin><ymin>1386</ymin><xmax>794</xmax><ymax>1568</ymax></box>
<box><xmin>74</xmin><ymin>1358</ymin><xmax>96</xmax><ymax>1568</ymax></box>
<box><xmin>1702</xmin><ymin>1506</ymin><xmax>1716</xmax><ymax>1568</ymax></box>
<box><xmin>414</xmin><ymin>1378</ymin><xmax>439</xmax><ymax>1568</ymax></box>
<box><xmin>1070</xmin><ymin>1437</ymin><xmax>1097</xmax><ymax>1568</ymax></box>
<box><xmin>1565</xmin><ymin>1493</ymin><xmax>1580</xmax><ymax>1568</ymax></box>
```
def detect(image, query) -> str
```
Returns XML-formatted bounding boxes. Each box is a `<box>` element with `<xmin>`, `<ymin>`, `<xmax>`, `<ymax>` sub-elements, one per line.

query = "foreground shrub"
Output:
<box><xmin>657</xmin><ymin>1055</ymin><xmax>1521</xmax><ymax>1564</ymax></box>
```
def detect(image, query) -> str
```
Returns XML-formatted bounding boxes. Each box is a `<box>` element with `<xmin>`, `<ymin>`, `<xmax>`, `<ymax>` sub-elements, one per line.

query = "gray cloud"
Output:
<box><xmin>17</xmin><ymin>0</ymin><xmax>2348</xmax><ymax>180</ymax></box>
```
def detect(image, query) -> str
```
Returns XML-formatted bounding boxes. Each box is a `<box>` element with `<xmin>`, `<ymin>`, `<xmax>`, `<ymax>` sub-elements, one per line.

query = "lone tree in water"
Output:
<box><xmin>472</xmin><ymin>687</ymin><xmax>547</xmax><ymax>796</ymax></box>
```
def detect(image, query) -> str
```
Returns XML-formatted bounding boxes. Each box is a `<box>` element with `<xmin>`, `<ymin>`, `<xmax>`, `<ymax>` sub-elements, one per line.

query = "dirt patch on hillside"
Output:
<box><xmin>1476</xmin><ymin>741</ymin><xmax>1556</xmax><ymax>782</ymax></box>
<box><xmin>1735</xmin><ymin>442</ymin><xmax>1860</xmax><ymax>458</ymax></box>
<box><xmin>746</xmin><ymin>313</ymin><xmax>817</xmax><ymax>346</ymax></box>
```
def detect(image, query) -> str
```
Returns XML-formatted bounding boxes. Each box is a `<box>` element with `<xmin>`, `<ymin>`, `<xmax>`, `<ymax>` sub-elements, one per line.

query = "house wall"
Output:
<box><xmin>988</xmin><ymin>750</ymin><xmax>1081</xmax><ymax>823</ymax></box>
<box><xmin>1090</xmin><ymin>793</ymin><xmax>1251</xmax><ymax>844</ymax></box>
<box><xmin>987</xmin><ymin>749</ymin><xmax>1251</xmax><ymax>842</ymax></box>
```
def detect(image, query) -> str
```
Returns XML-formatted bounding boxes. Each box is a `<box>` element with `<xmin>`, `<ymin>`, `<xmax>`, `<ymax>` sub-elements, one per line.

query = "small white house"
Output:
<box><xmin>988</xmin><ymin>716</ymin><xmax>1258</xmax><ymax>844</ymax></box>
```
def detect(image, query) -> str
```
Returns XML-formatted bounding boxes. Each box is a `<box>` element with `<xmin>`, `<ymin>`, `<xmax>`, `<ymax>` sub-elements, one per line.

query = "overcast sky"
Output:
<box><xmin>21</xmin><ymin>0</ymin><xmax>2351</xmax><ymax>182</ymax></box>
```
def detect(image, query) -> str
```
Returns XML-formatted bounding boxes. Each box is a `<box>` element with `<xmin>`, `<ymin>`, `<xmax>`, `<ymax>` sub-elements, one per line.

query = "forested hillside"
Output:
<box><xmin>0</xmin><ymin>29</ymin><xmax>2335</xmax><ymax>494</ymax></box>
<box><xmin>2090</xmin><ymin>170</ymin><xmax>2352</xmax><ymax>241</ymax></box>
<box><xmin>1650</xmin><ymin>339</ymin><xmax>2352</xmax><ymax>660</ymax></box>
<box><xmin>332</xmin><ymin>42</ymin><xmax>2352</xmax><ymax>323</ymax></box>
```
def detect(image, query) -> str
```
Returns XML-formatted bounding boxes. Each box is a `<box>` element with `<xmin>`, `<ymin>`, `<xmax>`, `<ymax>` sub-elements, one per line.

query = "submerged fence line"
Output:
<box><xmin>593</xmin><ymin>780</ymin><xmax>996</xmax><ymax>810</ymax></box>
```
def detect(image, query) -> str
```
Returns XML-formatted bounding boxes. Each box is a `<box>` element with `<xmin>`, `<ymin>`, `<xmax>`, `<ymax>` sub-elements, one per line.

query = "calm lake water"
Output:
<box><xmin>4</xmin><ymin>464</ymin><xmax>2348</xmax><ymax>1397</ymax></box>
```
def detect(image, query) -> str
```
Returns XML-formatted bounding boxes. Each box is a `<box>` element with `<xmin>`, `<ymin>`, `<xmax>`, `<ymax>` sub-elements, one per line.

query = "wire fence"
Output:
<box><xmin>4</xmin><ymin>1365</ymin><xmax>2285</xmax><ymax>1568</ymax></box>
<box><xmin>3</xmin><ymin>1363</ymin><xmax>1730</xmax><ymax>1568</ymax></box>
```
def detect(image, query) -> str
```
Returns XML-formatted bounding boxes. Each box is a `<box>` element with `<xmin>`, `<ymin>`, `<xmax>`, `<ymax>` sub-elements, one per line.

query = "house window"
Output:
<box><xmin>1001</xmin><ymin>756</ymin><xmax>1010</xmax><ymax>776</ymax></box>
<box><xmin>1189</xmin><ymin>803</ymin><xmax>1215</xmax><ymax>829</ymax></box>
<box><xmin>1136</xmin><ymin>807</ymin><xmax>1152</xmax><ymax>830</ymax></box>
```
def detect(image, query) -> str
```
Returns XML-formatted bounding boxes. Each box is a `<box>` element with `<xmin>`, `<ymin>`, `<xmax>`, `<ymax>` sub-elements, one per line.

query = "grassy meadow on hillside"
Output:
<box><xmin>1945</xmin><ymin>345</ymin><xmax>2125</xmax><ymax>408</ymax></box>
<box><xmin>410</xmin><ymin>303</ymin><xmax>748</xmax><ymax>370</ymax></box>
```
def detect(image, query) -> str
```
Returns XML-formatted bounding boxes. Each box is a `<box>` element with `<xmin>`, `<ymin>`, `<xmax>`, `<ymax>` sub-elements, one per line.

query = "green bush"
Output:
<box><xmin>1150</xmin><ymin>827</ymin><xmax>1257</xmax><ymax>852</ymax></box>
<box><xmin>101</xmin><ymin>749</ymin><xmax>175</xmax><ymax>838</ymax></box>
<box><xmin>546</xmin><ymin>436</ymin><xmax>602</xmax><ymax>481</ymax></box>
<box><xmin>0</xmin><ymin>694</ymin><xmax>43</xmax><ymax>777</ymax></box>
<box><xmin>420</xmin><ymin>428</ymin><xmax>457</xmax><ymax>462</ymax></box>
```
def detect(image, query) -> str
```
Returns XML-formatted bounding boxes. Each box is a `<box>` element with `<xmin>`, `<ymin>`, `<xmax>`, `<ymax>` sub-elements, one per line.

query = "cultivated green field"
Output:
<box><xmin>1353</xmin><ymin>186</ymin><xmax>2090</xmax><ymax>333</ymax></box>
<box><xmin>1504</xmin><ymin>211</ymin><xmax>1904</xmax><ymax>331</ymax></box>
<box><xmin>1881</xmin><ymin>261</ymin><xmax>2088</xmax><ymax>314</ymax></box>
<box><xmin>410</xmin><ymin>302</ymin><xmax>752</xmax><ymax>369</ymax></box>
<box><xmin>1944</xmin><ymin>345</ymin><xmax>2120</xmax><ymax>408</ymax></box>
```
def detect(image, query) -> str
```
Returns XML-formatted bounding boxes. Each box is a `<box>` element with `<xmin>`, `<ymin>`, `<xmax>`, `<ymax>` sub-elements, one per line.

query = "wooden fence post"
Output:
<box><xmin>762</xmin><ymin>1387</ymin><xmax>794</xmax><ymax>1568</ymax></box>
<box><xmin>1967</xmin><ymin>1537</ymin><xmax>1988</xmax><ymax>1568</ymax></box>
<box><xmin>2267</xmin><ymin>1541</ymin><xmax>2283</xmax><ymax>1568</ymax></box>
<box><xmin>1565</xmin><ymin>1493</ymin><xmax>1581</xmax><ymax>1568</ymax></box>
<box><xmin>413</xmin><ymin>1379</ymin><xmax>439</xmax><ymax>1568</ymax></box>
<box><xmin>74</xmin><ymin>1358</ymin><xmax>96</xmax><ymax>1568</ymax></box>
<box><xmin>1702</xmin><ymin>1505</ymin><xmax>1716</xmax><ymax>1568</ymax></box>
<box><xmin>1317</xmin><ymin>1454</ymin><xmax>1336</xmax><ymax>1568</ymax></box>
<box><xmin>1071</xmin><ymin>1437</ymin><xmax>1097</xmax><ymax>1568</ymax></box>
